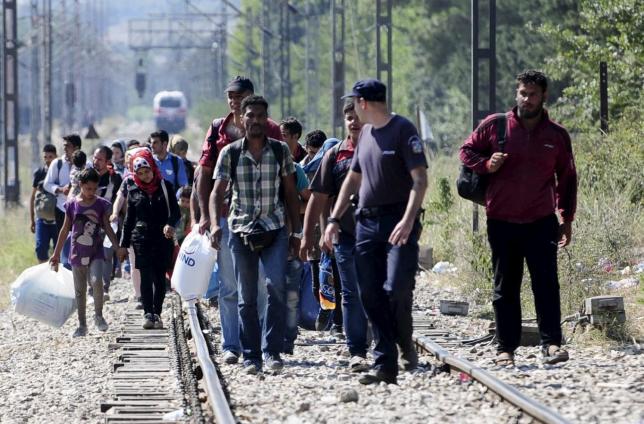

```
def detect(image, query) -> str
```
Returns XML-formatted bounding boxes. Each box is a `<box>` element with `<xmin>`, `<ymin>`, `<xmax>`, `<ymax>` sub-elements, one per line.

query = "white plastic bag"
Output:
<box><xmin>103</xmin><ymin>221</ymin><xmax>119</xmax><ymax>248</ymax></box>
<box><xmin>171</xmin><ymin>231</ymin><xmax>217</xmax><ymax>300</ymax></box>
<box><xmin>10</xmin><ymin>263</ymin><xmax>77</xmax><ymax>328</ymax></box>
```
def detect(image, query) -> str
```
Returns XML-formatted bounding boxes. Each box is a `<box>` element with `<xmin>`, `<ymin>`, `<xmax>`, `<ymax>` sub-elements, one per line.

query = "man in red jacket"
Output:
<box><xmin>460</xmin><ymin>70</ymin><xmax>577</xmax><ymax>367</ymax></box>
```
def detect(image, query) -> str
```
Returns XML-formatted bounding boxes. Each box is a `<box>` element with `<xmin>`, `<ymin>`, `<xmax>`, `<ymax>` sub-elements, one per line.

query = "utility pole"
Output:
<box><xmin>599</xmin><ymin>61</ymin><xmax>608</xmax><ymax>133</ymax></box>
<box><xmin>30</xmin><ymin>0</ymin><xmax>41</xmax><ymax>169</ymax></box>
<box><xmin>279</xmin><ymin>1</ymin><xmax>292</xmax><ymax>118</ymax></box>
<box><xmin>304</xmin><ymin>0</ymin><xmax>319</xmax><ymax>130</ymax></box>
<box><xmin>216</xmin><ymin>9</ymin><xmax>228</xmax><ymax>96</ymax></box>
<box><xmin>471</xmin><ymin>0</ymin><xmax>497</xmax><ymax>232</ymax></box>
<box><xmin>376</xmin><ymin>0</ymin><xmax>393</xmax><ymax>111</ymax></box>
<box><xmin>41</xmin><ymin>0</ymin><xmax>52</xmax><ymax>144</ymax></box>
<box><xmin>331</xmin><ymin>0</ymin><xmax>345</xmax><ymax>138</ymax></box>
<box><xmin>261</xmin><ymin>0</ymin><xmax>275</xmax><ymax>105</ymax></box>
<box><xmin>72</xmin><ymin>0</ymin><xmax>80</xmax><ymax>130</ymax></box>
<box><xmin>3</xmin><ymin>0</ymin><xmax>20</xmax><ymax>203</ymax></box>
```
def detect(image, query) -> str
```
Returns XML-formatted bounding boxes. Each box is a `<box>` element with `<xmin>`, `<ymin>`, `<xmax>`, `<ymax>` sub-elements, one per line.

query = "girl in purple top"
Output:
<box><xmin>50</xmin><ymin>168</ymin><xmax>126</xmax><ymax>337</ymax></box>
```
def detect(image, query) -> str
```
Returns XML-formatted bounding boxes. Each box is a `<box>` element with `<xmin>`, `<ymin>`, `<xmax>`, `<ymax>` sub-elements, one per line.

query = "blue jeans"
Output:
<box><xmin>354</xmin><ymin>213</ymin><xmax>421</xmax><ymax>377</ymax></box>
<box><xmin>334</xmin><ymin>232</ymin><xmax>368</xmax><ymax>357</ymax></box>
<box><xmin>284</xmin><ymin>257</ymin><xmax>303</xmax><ymax>351</ymax></box>
<box><xmin>35</xmin><ymin>219</ymin><xmax>58</xmax><ymax>261</ymax></box>
<box><xmin>217</xmin><ymin>218</ymin><xmax>268</xmax><ymax>354</ymax></box>
<box><xmin>229</xmin><ymin>227</ymin><xmax>288</xmax><ymax>361</ymax></box>
<box><xmin>204</xmin><ymin>262</ymin><xmax>220</xmax><ymax>299</ymax></box>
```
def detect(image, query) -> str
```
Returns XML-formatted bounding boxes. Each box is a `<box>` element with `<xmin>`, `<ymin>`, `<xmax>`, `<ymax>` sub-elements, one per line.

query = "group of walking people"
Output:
<box><xmin>196</xmin><ymin>75</ymin><xmax>428</xmax><ymax>384</ymax></box>
<box><xmin>32</xmin><ymin>68</ymin><xmax>577</xmax><ymax>384</ymax></box>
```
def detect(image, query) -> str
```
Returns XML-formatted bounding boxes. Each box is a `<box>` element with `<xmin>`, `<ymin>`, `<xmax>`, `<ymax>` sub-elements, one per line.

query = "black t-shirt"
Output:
<box><xmin>32</xmin><ymin>167</ymin><xmax>48</xmax><ymax>188</ymax></box>
<box><xmin>97</xmin><ymin>171</ymin><xmax>123</xmax><ymax>204</ymax></box>
<box><xmin>350</xmin><ymin>115</ymin><xmax>427</xmax><ymax>208</ymax></box>
<box><xmin>310</xmin><ymin>138</ymin><xmax>356</xmax><ymax>236</ymax></box>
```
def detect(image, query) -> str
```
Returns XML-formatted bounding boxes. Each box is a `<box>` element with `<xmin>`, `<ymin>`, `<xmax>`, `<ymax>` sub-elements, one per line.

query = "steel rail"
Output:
<box><xmin>185</xmin><ymin>299</ymin><xmax>236</xmax><ymax>424</ymax></box>
<box><xmin>414</xmin><ymin>335</ymin><xmax>570</xmax><ymax>424</ymax></box>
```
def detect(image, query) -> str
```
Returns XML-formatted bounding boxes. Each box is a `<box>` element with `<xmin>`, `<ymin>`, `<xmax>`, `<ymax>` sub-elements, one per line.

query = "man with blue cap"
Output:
<box><xmin>324</xmin><ymin>79</ymin><xmax>428</xmax><ymax>385</ymax></box>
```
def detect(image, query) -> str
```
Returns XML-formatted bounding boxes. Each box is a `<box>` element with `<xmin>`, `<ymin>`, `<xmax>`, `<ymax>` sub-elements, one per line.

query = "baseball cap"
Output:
<box><xmin>225</xmin><ymin>76</ymin><xmax>254</xmax><ymax>93</ymax></box>
<box><xmin>341</xmin><ymin>79</ymin><xmax>387</xmax><ymax>102</ymax></box>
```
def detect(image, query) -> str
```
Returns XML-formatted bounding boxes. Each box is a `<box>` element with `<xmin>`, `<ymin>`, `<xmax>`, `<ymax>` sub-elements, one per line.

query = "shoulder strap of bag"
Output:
<box><xmin>228</xmin><ymin>140</ymin><xmax>244</xmax><ymax>183</ymax></box>
<box><xmin>229</xmin><ymin>138</ymin><xmax>285</xmax><ymax>183</ymax></box>
<box><xmin>495</xmin><ymin>113</ymin><xmax>508</xmax><ymax>152</ymax></box>
<box><xmin>171</xmin><ymin>154</ymin><xmax>180</xmax><ymax>189</ymax></box>
<box><xmin>55</xmin><ymin>158</ymin><xmax>63</xmax><ymax>185</ymax></box>
<box><xmin>160</xmin><ymin>180</ymin><xmax>171</xmax><ymax>218</ymax></box>
<box><xmin>268</xmin><ymin>139</ymin><xmax>284</xmax><ymax>177</ymax></box>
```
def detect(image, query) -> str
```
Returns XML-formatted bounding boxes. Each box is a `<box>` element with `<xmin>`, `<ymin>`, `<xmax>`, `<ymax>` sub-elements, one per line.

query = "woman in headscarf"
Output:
<box><xmin>119</xmin><ymin>148</ymin><xmax>180</xmax><ymax>329</ymax></box>
<box><xmin>110</xmin><ymin>139</ymin><xmax>127</xmax><ymax>176</ymax></box>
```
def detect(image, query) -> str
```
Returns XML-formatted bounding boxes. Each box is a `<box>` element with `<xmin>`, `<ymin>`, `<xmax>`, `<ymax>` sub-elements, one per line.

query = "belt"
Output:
<box><xmin>358</xmin><ymin>203</ymin><xmax>407</xmax><ymax>218</ymax></box>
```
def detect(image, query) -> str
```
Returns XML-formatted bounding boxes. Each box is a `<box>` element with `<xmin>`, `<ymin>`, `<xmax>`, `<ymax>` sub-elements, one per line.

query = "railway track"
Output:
<box><xmin>98</xmin><ymin>293</ymin><xmax>572</xmax><ymax>423</ymax></box>
<box><xmin>412</xmin><ymin>317</ymin><xmax>570</xmax><ymax>424</ymax></box>
<box><xmin>100</xmin><ymin>294</ymin><xmax>235</xmax><ymax>423</ymax></box>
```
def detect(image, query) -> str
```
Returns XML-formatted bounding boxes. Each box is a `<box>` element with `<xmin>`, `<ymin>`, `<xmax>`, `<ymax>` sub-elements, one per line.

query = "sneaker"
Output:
<box><xmin>103</xmin><ymin>292</ymin><xmax>110</xmax><ymax>302</ymax></box>
<box><xmin>72</xmin><ymin>325</ymin><xmax>88</xmax><ymax>337</ymax></box>
<box><xmin>135</xmin><ymin>302</ymin><xmax>144</xmax><ymax>310</ymax></box>
<box><xmin>542</xmin><ymin>345</ymin><xmax>569</xmax><ymax>365</ymax></box>
<box><xmin>358</xmin><ymin>369</ymin><xmax>397</xmax><ymax>385</ymax></box>
<box><xmin>208</xmin><ymin>297</ymin><xmax>219</xmax><ymax>308</ymax></box>
<box><xmin>263</xmin><ymin>353</ymin><xmax>284</xmax><ymax>373</ymax></box>
<box><xmin>94</xmin><ymin>315</ymin><xmax>109</xmax><ymax>332</ymax></box>
<box><xmin>222</xmin><ymin>350</ymin><xmax>240</xmax><ymax>364</ymax></box>
<box><xmin>330</xmin><ymin>325</ymin><xmax>345</xmax><ymax>340</ymax></box>
<box><xmin>142</xmin><ymin>313</ymin><xmax>155</xmax><ymax>329</ymax></box>
<box><xmin>315</xmin><ymin>309</ymin><xmax>332</xmax><ymax>331</ymax></box>
<box><xmin>153</xmin><ymin>314</ymin><xmax>163</xmax><ymax>329</ymax></box>
<box><xmin>242</xmin><ymin>360</ymin><xmax>261</xmax><ymax>375</ymax></box>
<box><xmin>349</xmin><ymin>355</ymin><xmax>370</xmax><ymax>373</ymax></box>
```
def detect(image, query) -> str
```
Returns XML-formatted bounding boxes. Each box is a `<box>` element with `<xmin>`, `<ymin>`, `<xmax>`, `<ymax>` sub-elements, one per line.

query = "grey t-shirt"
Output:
<box><xmin>350</xmin><ymin>115</ymin><xmax>427</xmax><ymax>208</ymax></box>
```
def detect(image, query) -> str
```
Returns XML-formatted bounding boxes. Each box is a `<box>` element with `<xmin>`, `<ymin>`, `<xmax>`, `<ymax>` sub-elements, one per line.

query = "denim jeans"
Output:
<box><xmin>229</xmin><ymin>226</ymin><xmax>288</xmax><ymax>361</ymax></box>
<box><xmin>102</xmin><ymin>246</ymin><xmax>114</xmax><ymax>291</ymax></box>
<box><xmin>217</xmin><ymin>217</ymin><xmax>267</xmax><ymax>354</ymax></box>
<box><xmin>334</xmin><ymin>232</ymin><xmax>368</xmax><ymax>357</ymax></box>
<box><xmin>35</xmin><ymin>218</ymin><xmax>58</xmax><ymax>261</ymax></box>
<box><xmin>55</xmin><ymin>207</ymin><xmax>72</xmax><ymax>270</ymax></box>
<box><xmin>204</xmin><ymin>262</ymin><xmax>220</xmax><ymax>299</ymax></box>
<box><xmin>354</xmin><ymin>213</ymin><xmax>421</xmax><ymax>377</ymax></box>
<box><xmin>284</xmin><ymin>257</ymin><xmax>304</xmax><ymax>351</ymax></box>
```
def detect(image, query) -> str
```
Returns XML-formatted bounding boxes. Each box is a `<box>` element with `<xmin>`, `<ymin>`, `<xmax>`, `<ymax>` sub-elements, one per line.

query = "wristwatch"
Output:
<box><xmin>327</xmin><ymin>217</ymin><xmax>340</xmax><ymax>226</ymax></box>
<box><xmin>290</xmin><ymin>231</ymin><xmax>303</xmax><ymax>239</ymax></box>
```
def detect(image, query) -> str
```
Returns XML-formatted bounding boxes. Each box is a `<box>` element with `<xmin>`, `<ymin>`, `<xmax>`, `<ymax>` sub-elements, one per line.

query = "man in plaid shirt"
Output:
<box><xmin>210</xmin><ymin>95</ymin><xmax>302</xmax><ymax>374</ymax></box>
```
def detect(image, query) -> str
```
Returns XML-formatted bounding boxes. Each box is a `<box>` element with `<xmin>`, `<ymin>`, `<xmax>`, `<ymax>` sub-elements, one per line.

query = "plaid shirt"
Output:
<box><xmin>215</xmin><ymin>137</ymin><xmax>295</xmax><ymax>233</ymax></box>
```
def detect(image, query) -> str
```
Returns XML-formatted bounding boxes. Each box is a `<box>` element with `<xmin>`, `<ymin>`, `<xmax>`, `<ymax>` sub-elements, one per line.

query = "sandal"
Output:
<box><xmin>494</xmin><ymin>351</ymin><xmax>515</xmax><ymax>367</ymax></box>
<box><xmin>542</xmin><ymin>345</ymin><xmax>569</xmax><ymax>365</ymax></box>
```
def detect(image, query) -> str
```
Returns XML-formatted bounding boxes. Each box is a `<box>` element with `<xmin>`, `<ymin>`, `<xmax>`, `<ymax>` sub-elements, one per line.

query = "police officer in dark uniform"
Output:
<box><xmin>324</xmin><ymin>79</ymin><xmax>428</xmax><ymax>385</ymax></box>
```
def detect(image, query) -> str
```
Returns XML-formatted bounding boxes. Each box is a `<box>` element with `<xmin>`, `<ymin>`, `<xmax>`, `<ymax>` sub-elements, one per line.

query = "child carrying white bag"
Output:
<box><xmin>171</xmin><ymin>231</ymin><xmax>217</xmax><ymax>301</ymax></box>
<box><xmin>11</xmin><ymin>263</ymin><xmax>77</xmax><ymax>328</ymax></box>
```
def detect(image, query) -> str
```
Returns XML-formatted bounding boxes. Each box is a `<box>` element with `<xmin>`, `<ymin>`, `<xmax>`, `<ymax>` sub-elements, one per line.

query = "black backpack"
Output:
<box><xmin>34</xmin><ymin>160</ymin><xmax>63</xmax><ymax>221</ymax></box>
<box><xmin>456</xmin><ymin>113</ymin><xmax>507</xmax><ymax>205</ymax></box>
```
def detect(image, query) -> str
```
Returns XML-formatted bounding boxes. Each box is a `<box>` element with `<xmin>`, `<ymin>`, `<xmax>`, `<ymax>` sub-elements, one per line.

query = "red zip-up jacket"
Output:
<box><xmin>199</xmin><ymin>112</ymin><xmax>282</xmax><ymax>169</ymax></box>
<box><xmin>459</xmin><ymin>107</ymin><xmax>577</xmax><ymax>223</ymax></box>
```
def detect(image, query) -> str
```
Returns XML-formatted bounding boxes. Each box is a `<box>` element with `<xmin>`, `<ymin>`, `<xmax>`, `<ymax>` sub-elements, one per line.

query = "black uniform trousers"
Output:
<box><xmin>354</xmin><ymin>211</ymin><xmax>421</xmax><ymax>378</ymax></box>
<box><xmin>487</xmin><ymin>213</ymin><xmax>562</xmax><ymax>353</ymax></box>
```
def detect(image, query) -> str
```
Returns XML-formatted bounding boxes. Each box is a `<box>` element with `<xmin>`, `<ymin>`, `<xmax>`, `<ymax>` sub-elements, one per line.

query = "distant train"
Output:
<box><xmin>153</xmin><ymin>91</ymin><xmax>187</xmax><ymax>133</ymax></box>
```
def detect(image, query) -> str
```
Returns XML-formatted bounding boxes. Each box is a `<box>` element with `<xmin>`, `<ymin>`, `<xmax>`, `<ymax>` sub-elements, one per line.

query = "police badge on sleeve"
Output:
<box><xmin>409</xmin><ymin>135</ymin><xmax>424</xmax><ymax>154</ymax></box>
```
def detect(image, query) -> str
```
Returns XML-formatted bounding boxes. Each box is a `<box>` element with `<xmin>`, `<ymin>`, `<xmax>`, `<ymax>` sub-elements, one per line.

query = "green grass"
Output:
<box><xmin>0</xmin><ymin>206</ymin><xmax>38</xmax><ymax>310</ymax></box>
